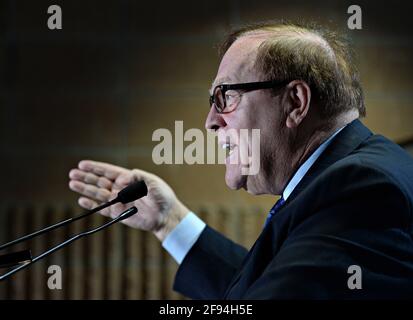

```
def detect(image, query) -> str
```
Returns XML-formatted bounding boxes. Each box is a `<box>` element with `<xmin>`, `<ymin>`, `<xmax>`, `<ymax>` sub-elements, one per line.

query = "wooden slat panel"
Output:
<box><xmin>11</xmin><ymin>207</ymin><xmax>26</xmax><ymax>299</ymax></box>
<box><xmin>125</xmin><ymin>228</ymin><xmax>142</xmax><ymax>299</ymax></box>
<box><xmin>62</xmin><ymin>206</ymin><xmax>73</xmax><ymax>300</ymax></box>
<box><xmin>204</xmin><ymin>204</ymin><xmax>221</xmax><ymax>233</ymax></box>
<box><xmin>90</xmin><ymin>213</ymin><xmax>105</xmax><ymax>299</ymax></box>
<box><xmin>30</xmin><ymin>205</ymin><xmax>48</xmax><ymax>299</ymax></box>
<box><xmin>46</xmin><ymin>205</ymin><xmax>66</xmax><ymax>300</ymax></box>
<box><xmin>120</xmin><ymin>223</ymin><xmax>128</xmax><ymax>300</ymax></box>
<box><xmin>43</xmin><ymin>207</ymin><xmax>54</xmax><ymax>300</ymax></box>
<box><xmin>0</xmin><ymin>206</ymin><xmax>8</xmax><ymax>299</ymax></box>
<box><xmin>102</xmin><ymin>226</ymin><xmax>110</xmax><ymax>299</ymax></box>
<box><xmin>145</xmin><ymin>233</ymin><xmax>162</xmax><ymax>299</ymax></box>
<box><xmin>219</xmin><ymin>206</ymin><xmax>232</xmax><ymax>241</ymax></box>
<box><xmin>81</xmin><ymin>209</ymin><xmax>92</xmax><ymax>299</ymax></box>
<box><xmin>68</xmin><ymin>206</ymin><xmax>85</xmax><ymax>300</ymax></box>
<box><xmin>140</xmin><ymin>230</ymin><xmax>148</xmax><ymax>299</ymax></box>
<box><xmin>159</xmin><ymin>246</ymin><xmax>167</xmax><ymax>299</ymax></box>
<box><xmin>23</xmin><ymin>206</ymin><xmax>34</xmax><ymax>300</ymax></box>
<box><xmin>108</xmin><ymin>217</ymin><xmax>123</xmax><ymax>299</ymax></box>
<box><xmin>4</xmin><ymin>207</ymin><xmax>16</xmax><ymax>298</ymax></box>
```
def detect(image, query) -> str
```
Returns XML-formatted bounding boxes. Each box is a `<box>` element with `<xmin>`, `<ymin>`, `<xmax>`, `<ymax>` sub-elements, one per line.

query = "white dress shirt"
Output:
<box><xmin>162</xmin><ymin>126</ymin><xmax>345</xmax><ymax>264</ymax></box>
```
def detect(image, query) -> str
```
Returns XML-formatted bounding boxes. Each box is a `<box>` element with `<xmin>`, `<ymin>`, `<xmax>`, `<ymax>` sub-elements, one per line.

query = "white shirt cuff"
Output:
<box><xmin>162</xmin><ymin>212</ymin><xmax>206</xmax><ymax>264</ymax></box>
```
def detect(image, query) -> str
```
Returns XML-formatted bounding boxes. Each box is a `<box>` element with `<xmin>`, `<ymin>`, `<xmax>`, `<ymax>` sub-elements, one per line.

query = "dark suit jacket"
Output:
<box><xmin>173</xmin><ymin>119</ymin><xmax>413</xmax><ymax>299</ymax></box>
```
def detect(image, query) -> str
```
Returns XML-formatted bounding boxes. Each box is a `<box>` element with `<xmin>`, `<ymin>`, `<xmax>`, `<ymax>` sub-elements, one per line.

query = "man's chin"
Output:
<box><xmin>225</xmin><ymin>167</ymin><xmax>265</xmax><ymax>195</ymax></box>
<box><xmin>224</xmin><ymin>167</ymin><xmax>246</xmax><ymax>190</ymax></box>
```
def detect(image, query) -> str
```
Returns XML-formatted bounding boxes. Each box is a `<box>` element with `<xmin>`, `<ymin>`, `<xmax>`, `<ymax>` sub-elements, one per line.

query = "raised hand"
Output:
<box><xmin>68</xmin><ymin>160</ymin><xmax>189</xmax><ymax>241</ymax></box>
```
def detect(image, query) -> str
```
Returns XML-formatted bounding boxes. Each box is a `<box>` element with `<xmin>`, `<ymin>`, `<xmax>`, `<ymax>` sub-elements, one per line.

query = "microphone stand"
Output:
<box><xmin>0</xmin><ymin>180</ymin><xmax>146</xmax><ymax>279</ymax></box>
<box><xmin>0</xmin><ymin>206</ymin><xmax>137</xmax><ymax>281</ymax></box>
<box><xmin>0</xmin><ymin>198</ymin><xmax>118</xmax><ymax>252</ymax></box>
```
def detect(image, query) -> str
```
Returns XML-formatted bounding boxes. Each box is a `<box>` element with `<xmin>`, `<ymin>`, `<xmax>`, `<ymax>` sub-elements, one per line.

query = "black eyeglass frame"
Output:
<box><xmin>209</xmin><ymin>80</ymin><xmax>289</xmax><ymax>113</ymax></box>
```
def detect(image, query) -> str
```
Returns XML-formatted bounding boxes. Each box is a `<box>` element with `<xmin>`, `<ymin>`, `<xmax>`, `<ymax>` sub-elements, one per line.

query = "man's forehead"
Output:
<box><xmin>220</xmin><ymin>37</ymin><xmax>263</xmax><ymax>72</ymax></box>
<box><xmin>211</xmin><ymin>36</ymin><xmax>264</xmax><ymax>89</ymax></box>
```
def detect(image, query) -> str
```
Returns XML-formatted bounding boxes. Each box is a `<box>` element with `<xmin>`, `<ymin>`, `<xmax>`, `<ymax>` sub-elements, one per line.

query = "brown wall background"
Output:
<box><xmin>0</xmin><ymin>0</ymin><xmax>413</xmax><ymax>299</ymax></box>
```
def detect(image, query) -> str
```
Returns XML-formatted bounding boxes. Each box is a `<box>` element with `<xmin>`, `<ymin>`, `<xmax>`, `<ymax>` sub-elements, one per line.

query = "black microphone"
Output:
<box><xmin>116</xmin><ymin>180</ymin><xmax>148</xmax><ymax>204</ymax></box>
<box><xmin>0</xmin><ymin>206</ymin><xmax>138</xmax><ymax>281</ymax></box>
<box><xmin>0</xmin><ymin>180</ymin><xmax>147</xmax><ymax>252</ymax></box>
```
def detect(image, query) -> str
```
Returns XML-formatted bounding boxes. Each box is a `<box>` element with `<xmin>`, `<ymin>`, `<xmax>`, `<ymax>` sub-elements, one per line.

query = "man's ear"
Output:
<box><xmin>285</xmin><ymin>80</ymin><xmax>311</xmax><ymax>128</ymax></box>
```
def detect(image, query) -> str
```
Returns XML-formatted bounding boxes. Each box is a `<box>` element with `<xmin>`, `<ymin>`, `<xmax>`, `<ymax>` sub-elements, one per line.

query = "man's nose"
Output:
<box><xmin>205</xmin><ymin>106</ymin><xmax>226</xmax><ymax>131</ymax></box>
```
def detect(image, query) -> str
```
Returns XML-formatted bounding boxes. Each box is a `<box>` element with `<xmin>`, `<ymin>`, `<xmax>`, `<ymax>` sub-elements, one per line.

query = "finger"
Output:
<box><xmin>69</xmin><ymin>169</ymin><xmax>113</xmax><ymax>189</ymax></box>
<box><xmin>69</xmin><ymin>180</ymin><xmax>113</xmax><ymax>202</ymax></box>
<box><xmin>78</xmin><ymin>197</ymin><xmax>98</xmax><ymax>210</ymax></box>
<box><xmin>112</xmin><ymin>173</ymin><xmax>135</xmax><ymax>190</ymax></box>
<box><xmin>77</xmin><ymin>197</ymin><xmax>111</xmax><ymax>217</ymax></box>
<box><xmin>78</xmin><ymin>160</ymin><xmax>127</xmax><ymax>180</ymax></box>
<box><xmin>69</xmin><ymin>180</ymin><xmax>83</xmax><ymax>193</ymax></box>
<box><xmin>111</xmin><ymin>169</ymin><xmax>155</xmax><ymax>191</ymax></box>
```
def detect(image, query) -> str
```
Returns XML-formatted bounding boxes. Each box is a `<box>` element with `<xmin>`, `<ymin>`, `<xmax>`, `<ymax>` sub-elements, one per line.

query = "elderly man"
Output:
<box><xmin>68</xmin><ymin>22</ymin><xmax>413</xmax><ymax>299</ymax></box>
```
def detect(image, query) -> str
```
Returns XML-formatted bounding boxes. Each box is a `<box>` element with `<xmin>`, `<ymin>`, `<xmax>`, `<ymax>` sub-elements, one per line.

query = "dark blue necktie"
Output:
<box><xmin>264</xmin><ymin>196</ymin><xmax>285</xmax><ymax>227</ymax></box>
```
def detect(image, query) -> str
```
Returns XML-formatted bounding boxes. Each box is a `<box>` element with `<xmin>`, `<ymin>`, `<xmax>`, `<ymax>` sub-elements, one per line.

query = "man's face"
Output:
<box><xmin>205</xmin><ymin>36</ymin><xmax>285</xmax><ymax>195</ymax></box>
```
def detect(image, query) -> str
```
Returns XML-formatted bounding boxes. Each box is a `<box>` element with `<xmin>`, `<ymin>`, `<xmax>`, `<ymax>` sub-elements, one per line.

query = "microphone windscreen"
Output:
<box><xmin>117</xmin><ymin>180</ymin><xmax>148</xmax><ymax>204</ymax></box>
<box><xmin>118</xmin><ymin>206</ymin><xmax>138</xmax><ymax>221</ymax></box>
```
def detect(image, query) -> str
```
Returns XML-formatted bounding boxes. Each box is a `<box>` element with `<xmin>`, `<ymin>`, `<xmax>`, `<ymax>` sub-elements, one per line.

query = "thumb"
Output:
<box><xmin>130</xmin><ymin>168</ymin><xmax>158</xmax><ymax>187</ymax></box>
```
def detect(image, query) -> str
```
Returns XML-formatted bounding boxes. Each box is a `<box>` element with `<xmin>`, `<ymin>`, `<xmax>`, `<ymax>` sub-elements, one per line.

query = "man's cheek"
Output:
<box><xmin>240</xmin><ymin>129</ymin><xmax>261</xmax><ymax>176</ymax></box>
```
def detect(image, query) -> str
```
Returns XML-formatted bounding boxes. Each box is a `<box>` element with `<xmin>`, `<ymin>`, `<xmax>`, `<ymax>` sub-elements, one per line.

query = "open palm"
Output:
<box><xmin>69</xmin><ymin>160</ymin><xmax>185</xmax><ymax>236</ymax></box>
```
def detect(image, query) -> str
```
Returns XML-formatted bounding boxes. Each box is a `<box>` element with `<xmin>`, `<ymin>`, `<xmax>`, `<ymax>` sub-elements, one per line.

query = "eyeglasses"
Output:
<box><xmin>209</xmin><ymin>80</ymin><xmax>288</xmax><ymax>114</ymax></box>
